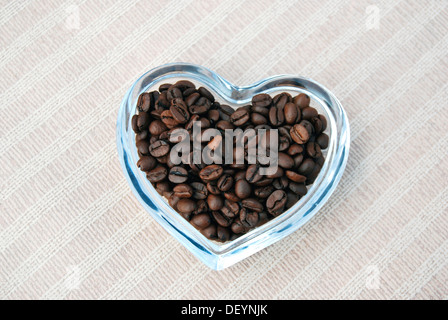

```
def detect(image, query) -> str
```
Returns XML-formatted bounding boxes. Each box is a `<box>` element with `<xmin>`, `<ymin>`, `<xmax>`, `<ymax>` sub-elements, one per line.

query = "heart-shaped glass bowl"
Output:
<box><xmin>116</xmin><ymin>62</ymin><xmax>350</xmax><ymax>270</ymax></box>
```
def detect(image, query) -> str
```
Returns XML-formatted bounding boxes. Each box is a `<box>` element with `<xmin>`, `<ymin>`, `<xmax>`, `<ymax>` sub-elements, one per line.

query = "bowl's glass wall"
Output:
<box><xmin>117</xmin><ymin>62</ymin><xmax>350</xmax><ymax>270</ymax></box>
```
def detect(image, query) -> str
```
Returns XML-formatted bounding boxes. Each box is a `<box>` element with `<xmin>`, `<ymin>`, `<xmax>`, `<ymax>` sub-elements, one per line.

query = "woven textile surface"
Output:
<box><xmin>1</xmin><ymin>0</ymin><xmax>447</xmax><ymax>299</ymax></box>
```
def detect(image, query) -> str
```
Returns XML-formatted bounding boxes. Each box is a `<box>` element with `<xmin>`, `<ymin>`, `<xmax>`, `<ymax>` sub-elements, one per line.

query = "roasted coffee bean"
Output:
<box><xmin>160</xmin><ymin>109</ymin><xmax>178</xmax><ymax>128</ymax></box>
<box><xmin>269</xmin><ymin>105</ymin><xmax>285</xmax><ymax>126</ymax></box>
<box><xmin>149</xmin><ymin>140</ymin><xmax>170</xmax><ymax>157</ymax></box>
<box><xmin>156</xmin><ymin>181</ymin><xmax>170</xmax><ymax>195</ymax></box>
<box><xmin>183</xmin><ymin>87</ymin><xmax>196</xmax><ymax>97</ymax></box>
<box><xmin>208</xmin><ymin>109</ymin><xmax>220</xmax><ymax>122</ymax></box>
<box><xmin>206</xmin><ymin>182</ymin><xmax>221</xmax><ymax>195</ymax></box>
<box><xmin>217</xmin><ymin>104</ymin><xmax>234</xmax><ymax>121</ymax></box>
<box><xmin>246</xmin><ymin>164</ymin><xmax>262</xmax><ymax>183</ymax></box>
<box><xmin>290</xmin><ymin>124</ymin><xmax>310</xmax><ymax>144</ymax></box>
<box><xmin>266</xmin><ymin>190</ymin><xmax>287</xmax><ymax>216</ymax></box>
<box><xmin>200</xmin><ymin>224</ymin><xmax>217</xmax><ymax>239</ymax></box>
<box><xmin>266</xmin><ymin>166</ymin><xmax>284</xmax><ymax>179</ymax></box>
<box><xmin>191</xmin><ymin>182</ymin><xmax>208</xmax><ymax>200</ymax></box>
<box><xmin>301</xmin><ymin>107</ymin><xmax>318</xmax><ymax>121</ymax></box>
<box><xmin>217</xmin><ymin>174</ymin><xmax>233</xmax><ymax>192</ymax></box>
<box><xmin>316</xmin><ymin>133</ymin><xmax>329</xmax><ymax>149</ymax></box>
<box><xmin>252</xmin><ymin>93</ymin><xmax>272</xmax><ymax>108</ymax></box>
<box><xmin>273</xmin><ymin>176</ymin><xmax>289</xmax><ymax>190</ymax></box>
<box><xmin>177</xmin><ymin>199</ymin><xmax>197</xmax><ymax>215</ymax></box>
<box><xmin>316</xmin><ymin>156</ymin><xmax>325</xmax><ymax>167</ymax></box>
<box><xmin>131</xmin><ymin>114</ymin><xmax>140</xmax><ymax>133</ymax></box>
<box><xmin>234</xmin><ymin>179</ymin><xmax>252</xmax><ymax>199</ymax></box>
<box><xmin>297</xmin><ymin>158</ymin><xmax>315</xmax><ymax>176</ymax></box>
<box><xmin>224</xmin><ymin>191</ymin><xmax>241</xmax><ymax>203</ymax></box>
<box><xmin>293</xmin><ymin>93</ymin><xmax>310</xmax><ymax>109</ymax></box>
<box><xmin>299</xmin><ymin>120</ymin><xmax>314</xmax><ymax>136</ymax></box>
<box><xmin>253</xmin><ymin>177</ymin><xmax>273</xmax><ymax>187</ymax></box>
<box><xmin>168</xmin><ymin>166</ymin><xmax>188</xmax><ymax>183</ymax></box>
<box><xmin>288</xmin><ymin>144</ymin><xmax>303</xmax><ymax>156</ymax></box>
<box><xmin>311</xmin><ymin>116</ymin><xmax>323</xmax><ymax>134</ymax></box>
<box><xmin>293</xmin><ymin>154</ymin><xmax>304</xmax><ymax>168</ymax></box>
<box><xmin>136</xmin><ymin>140</ymin><xmax>151</xmax><ymax>156</ymax></box>
<box><xmin>173</xmin><ymin>184</ymin><xmax>193</xmax><ymax>198</ymax></box>
<box><xmin>230</xmin><ymin>108</ymin><xmax>250</xmax><ymax>126</ymax></box>
<box><xmin>135</xmin><ymin>129</ymin><xmax>149</xmax><ymax>142</ymax></box>
<box><xmin>285</xmin><ymin>170</ymin><xmax>307</xmax><ymax>183</ymax></box>
<box><xmin>190</xmin><ymin>213</ymin><xmax>211</xmax><ymax>229</ymax></box>
<box><xmin>241</xmin><ymin>198</ymin><xmax>264</xmax><ymax>212</ymax></box>
<box><xmin>278</xmin><ymin>152</ymin><xmax>295</xmax><ymax>169</ymax></box>
<box><xmin>137</xmin><ymin>156</ymin><xmax>157</xmax><ymax>172</ymax></box>
<box><xmin>148</xmin><ymin>120</ymin><xmax>167</xmax><ymax>136</ymax></box>
<box><xmin>159</xmin><ymin>83</ymin><xmax>171</xmax><ymax>92</ymax></box>
<box><xmin>250</xmin><ymin>112</ymin><xmax>268</xmax><ymax>125</ymax></box>
<box><xmin>222</xmin><ymin>200</ymin><xmax>240</xmax><ymax>218</ymax></box>
<box><xmin>137</xmin><ymin>112</ymin><xmax>151</xmax><ymax>131</ymax></box>
<box><xmin>289</xmin><ymin>182</ymin><xmax>308</xmax><ymax>196</ymax></box>
<box><xmin>174</xmin><ymin>80</ymin><xmax>195</xmax><ymax>92</ymax></box>
<box><xmin>240</xmin><ymin>208</ymin><xmax>259</xmax><ymax>228</ymax></box>
<box><xmin>286</xmin><ymin>192</ymin><xmax>300</xmax><ymax>209</ymax></box>
<box><xmin>216</xmin><ymin>120</ymin><xmax>234</xmax><ymax>131</ymax></box>
<box><xmin>198</xmin><ymin>87</ymin><xmax>215</xmax><ymax>102</ymax></box>
<box><xmin>284</xmin><ymin>102</ymin><xmax>300</xmax><ymax>124</ymax></box>
<box><xmin>146</xmin><ymin>166</ymin><xmax>167</xmax><ymax>183</ymax></box>
<box><xmin>167</xmin><ymin>85</ymin><xmax>183</xmax><ymax>100</ymax></box>
<box><xmin>212</xmin><ymin>210</ymin><xmax>233</xmax><ymax>227</ymax></box>
<box><xmin>306</xmin><ymin>163</ymin><xmax>322</xmax><ymax>184</ymax></box>
<box><xmin>137</xmin><ymin>92</ymin><xmax>152</xmax><ymax>112</ymax></box>
<box><xmin>193</xmin><ymin>200</ymin><xmax>208</xmax><ymax>215</ymax></box>
<box><xmin>231</xmin><ymin>218</ymin><xmax>249</xmax><ymax>234</ymax></box>
<box><xmin>217</xmin><ymin>226</ymin><xmax>231</xmax><ymax>241</ymax></box>
<box><xmin>273</xmin><ymin>93</ymin><xmax>291</xmax><ymax>109</ymax></box>
<box><xmin>318</xmin><ymin>114</ymin><xmax>327</xmax><ymax>131</ymax></box>
<box><xmin>207</xmin><ymin>194</ymin><xmax>224</xmax><ymax>211</ymax></box>
<box><xmin>254</xmin><ymin>185</ymin><xmax>275</xmax><ymax>198</ymax></box>
<box><xmin>185</xmin><ymin>92</ymin><xmax>200</xmax><ymax>107</ymax></box>
<box><xmin>199</xmin><ymin>164</ymin><xmax>224</xmax><ymax>181</ymax></box>
<box><xmin>155</xmin><ymin>91</ymin><xmax>170</xmax><ymax>110</ymax></box>
<box><xmin>170</xmin><ymin>98</ymin><xmax>190</xmax><ymax>124</ymax></box>
<box><xmin>306</xmin><ymin>141</ymin><xmax>322</xmax><ymax>158</ymax></box>
<box><xmin>168</xmin><ymin>193</ymin><xmax>180</xmax><ymax>211</ymax></box>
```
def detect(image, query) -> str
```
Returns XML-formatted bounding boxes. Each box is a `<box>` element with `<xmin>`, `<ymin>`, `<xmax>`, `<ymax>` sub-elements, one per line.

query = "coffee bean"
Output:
<box><xmin>198</xmin><ymin>87</ymin><xmax>215</xmax><ymax>102</ymax></box>
<box><xmin>285</xmin><ymin>170</ymin><xmax>307</xmax><ymax>183</ymax></box>
<box><xmin>200</xmin><ymin>224</ymin><xmax>217</xmax><ymax>239</ymax></box>
<box><xmin>191</xmin><ymin>182</ymin><xmax>208</xmax><ymax>200</ymax></box>
<box><xmin>266</xmin><ymin>190</ymin><xmax>287</xmax><ymax>216</ymax></box>
<box><xmin>240</xmin><ymin>208</ymin><xmax>259</xmax><ymax>228</ymax></box>
<box><xmin>246</xmin><ymin>164</ymin><xmax>262</xmax><ymax>183</ymax></box>
<box><xmin>297</xmin><ymin>158</ymin><xmax>315</xmax><ymax>176</ymax></box>
<box><xmin>136</xmin><ymin>129</ymin><xmax>149</xmax><ymax>141</ymax></box>
<box><xmin>146</xmin><ymin>166</ymin><xmax>167</xmax><ymax>183</ymax></box>
<box><xmin>230</xmin><ymin>108</ymin><xmax>250</xmax><ymax>126</ymax></box>
<box><xmin>199</xmin><ymin>164</ymin><xmax>224</xmax><ymax>181</ymax></box>
<box><xmin>269</xmin><ymin>105</ymin><xmax>285</xmax><ymax>126</ymax></box>
<box><xmin>252</xmin><ymin>93</ymin><xmax>272</xmax><ymax>108</ymax></box>
<box><xmin>149</xmin><ymin>140</ymin><xmax>170</xmax><ymax>157</ymax></box>
<box><xmin>284</xmin><ymin>102</ymin><xmax>300</xmax><ymax>124</ymax></box>
<box><xmin>316</xmin><ymin>133</ymin><xmax>329</xmax><ymax>149</ymax></box>
<box><xmin>136</xmin><ymin>140</ymin><xmax>151</xmax><ymax>156</ymax></box>
<box><xmin>174</xmin><ymin>80</ymin><xmax>195</xmax><ymax>92</ymax></box>
<box><xmin>168</xmin><ymin>166</ymin><xmax>188</xmax><ymax>183</ymax></box>
<box><xmin>190</xmin><ymin>213</ymin><xmax>210</xmax><ymax>229</ymax></box>
<box><xmin>137</xmin><ymin>156</ymin><xmax>157</xmax><ymax>172</ymax></box>
<box><xmin>212</xmin><ymin>210</ymin><xmax>233</xmax><ymax>227</ymax></box>
<box><xmin>293</xmin><ymin>93</ymin><xmax>310</xmax><ymax>109</ymax></box>
<box><xmin>234</xmin><ymin>179</ymin><xmax>252</xmax><ymax>199</ymax></box>
<box><xmin>278</xmin><ymin>152</ymin><xmax>295</xmax><ymax>169</ymax></box>
<box><xmin>224</xmin><ymin>191</ymin><xmax>241</xmax><ymax>203</ymax></box>
<box><xmin>241</xmin><ymin>198</ymin><xmax>264</xmax><ymax>212</ymax></box>
<box><xmin>290</xmin><ymin>124</ymin><xmax>310</xmax><ymax>144</ymax></box>
<box><xmin>301</xmin><ymin>107</ymin><xmax>318</xmax><ymax>121</ymax></box>
<box><xmin>217</xmin><ymin>226</ymin><xmax>231</xmax><ymax>241</ymax></box>
<box><xmin>170</xmin><ymin>98</ymin><xmax>190</xmax><ymax>124</ymax></box>
<box><xmin>167</xmin><ymin>85</ymin><xmax>183</xmax><ymax>100</ymax></box>
<box><xmin>289</xmin><ymin>182</ymin><xmax>308</xmax><ymax>196</ymax></box>
<box><xmin>288</xmin><ymin>144</ymin><xmax>303</xmax><ymax>156</ymax></box>
<box><xmin>254</xmin><ymin>185</ymin><xmax>275</xmax><ymax>198</ymax></box>
<box><xmin>173</xmin><ymin>184</ymin><xmax>193</xmax><ymax>198</ymax></box>
<box><xmin>137</xmin><ymin>92</ymin><xmax>152</xmax><ymax>112</ymax></box>
<box><xmin>306</xmin><ymin>141</ymin><xmax>322</xmax><ymax>158</ymax></box>
<box><xmin>160</xmin><ymin>109</ymin><xmax>179</xmax><ymax>128</ymax></box>
<box><xmin>149</xmin><ymin>120</ymin><xmax>167</xmax><ymax>136</ymax></box>
<box><xmin>217</xmin><ymin>174</ymin><xmax>233</xmax><ymax>192</ymax></box>
<box><xmin>231</xmin><ymin>218</ymin><xmax>249</xmax><ymax>234</ymax></box>
<box><xmin>217</xmin><ymin>104</ymin><xmax>234</xmax><ymax>121</ymax></box>
<box><xmin>273</xmin><ymin>176</ymin><xmax>289</xmax><ymax>190</ymax></box>
<box><xmin>286</xmin><ymin>192</ymin><xmax>300</xmax><ymax>209</ymax></box>
<box><xmin>207</xmin><ymin>194</ymin><xmax>224</xmax><ymax>211</ymax></box>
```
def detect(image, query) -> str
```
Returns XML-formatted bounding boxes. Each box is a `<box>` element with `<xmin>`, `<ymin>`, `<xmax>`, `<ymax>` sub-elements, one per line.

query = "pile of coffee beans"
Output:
<box><xmin>131</xmin><ymin>80</ymin><xmax>329</xmax><ymax>242</ymax></box>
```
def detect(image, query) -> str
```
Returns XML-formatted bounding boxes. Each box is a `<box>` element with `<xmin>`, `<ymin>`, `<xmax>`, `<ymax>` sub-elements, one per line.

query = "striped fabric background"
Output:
<box><xmin>1</xmin><ymin>0</ymin><xmax>447</xmax><ymax>300</ymax></box>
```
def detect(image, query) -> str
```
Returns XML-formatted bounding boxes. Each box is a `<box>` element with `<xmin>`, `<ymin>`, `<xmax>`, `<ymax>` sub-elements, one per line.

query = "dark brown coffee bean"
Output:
<box><xmin>149</xmin><ymin>140</ymin><xmax>170</xmax><ymax>157</ymax></box>
<box><xmin>146</xmin><ymin>166</ymin><xmax>167</xmax><ymax>183</ymax></box>
<box><xmin>222</xmin><ymin>200</ymin><xmax>240</xmax><ymax>218</ymax></box>
<box><xmin>246</xmin><ymin>164</ymin><xmax>262</xmax><ymax>183</ymax></box>
<box><xmin>231</xmin><ymin>218</ymin><xmax>249</xmax><ymax>234</ymax></box>
<box><xmin>137</xmin><ymin>92</ymin><xmax>152</xmax><ymax>112</ymax></box>
<box><xmin>293</xmin><ymin>154</ymin><xmax>304</xmax><ymax>168</ymax></box>
<box><xmin>241</xmin><ymin>198</ymin><xmax>264</xmax><ymax>213</ymax></box>
<box><xmin>198</xmin><ymin>87</ymin><xmax>215</xmax><ymax>102</ymax></box>
<box><xmin>316</xmin><ymin>156</ymin><xmax>325</xmax><ymax>167</ymax></box>
<box><xmin>316</xmin><ymin>133</ymin><xmax>329</xmax><ymax>149</ymax></box>
<box><xmin>318</xmin><ymin>114</ymin><xmax>327</xmax><ymax>131</ymax></box>
<box><xmin>148</xmin><ymin>120</ymin><xmax>167</xmax><ymax>136</ymax></box>
<box><xmin>230</xmin><ymin>108</ymin><xmax>250</xmax><ymax>126</ymax></box>
<box><xmin>190</xmin><ymin>213</ymin><xmax>211</xmax><ymax>229</ymax></box>
<box><xmin>290</xmin><ymin>124</ymin><xmax>310</xmax><ymax>144</ymax></box>
<box><xmin>177</xmin><ymin>198</ymin><xmax>197</xmax><ymax>215</ymax></box>
<box><xmin>158</xmin><ymin>83</ymin><xmax>171</xmax><ymax>92</ymax></box>
<box><xmin>137</xmin><ymin>156</ymin><xmax>157</xmax><ymax>172</ymax></box>
<box><xmin>137</xmin><ymin>112</ymin><xmax>150</xmax><ymax>131</ymax></box>
<box><xmin>167</xmin><ymin>85</ymin><xmax>183</xmax><ymax>100</ymax></box>
<box><xmin>254</xmin><ymin>185</ymin><xmax>275</xmax><ymax>198</ymax></box>
<box><xmin>250</xmin><ymin>112</ymin><xmax>268</xmax><ymax>125</ymax></box>
<box><xmin>189</xmin><ymin>97</ymin><xmax>211</xmax><ymax>115</ymax></box>
<box><xmin>168</xmin><ymin>193</ymin><xmax>180</xmax><ymax>211</ymax></box>
<box><xmin>212</xmin><ymin>211</ymin><xmax>233</xmax><ymax>227</ymax></box>
<box><xmin>224</xmin><ymin>191</ymin><xmax>241</xmax><ymax>203</ymax></box>
<box><xmin>285</xmin><ymin>170</ymin><xmax>307</xmax><ymax>183</ymax></box>
<box><xmin>200</xmin><ymin>224</ymin><xmax>217</xmax><ymax>239</ymax></box>
<box><xmin>288</xmin><ymin>144</ymin><xmax>303</xmax><ymax>156</ymax></box>
<box><xmin>253</xmin><ymin>177</ymin><xmax>273</xmax><ymax>187</ymax></box>
<box><xmin>207</xmin><ymin>194</ymin><xmax>224</xmax><ymax>211</ymax></box>
<box><xmin>306</xmin><ymin>163</ymin><xmax>322</xmax><ymax>184</ymax></box>
<box><xmin>170</xmin><ymin>98</ymin><xmax>190</xmax><ymax>124</ymax></box>
<box><xmin>306</xmin><ymin>141</ymin><xmax>322</xmax><ymax>158</ymax></box>
<box><xmin>293</xmin><ymin>93</ymin><xmax>310</xmax><ymax>109</ymax></box>
<box><xmin>284</xmin><ymin>102</ymin><xmax>300</xmax><ymax>124</ymax></box>
<box><xmin>155</xmin><ymin>91</ymin><xmax>170</xmax><ymax>110</ymax></box>
<box><xmin>240</xmin><ymin>208</ymin><xmax>259</xmax><ymax>228</ymax></box>
<box><xmin>266</xmin><ymin>190</ymin><xmax>287</xmax><ymax>216</ymax></box>
<box><xmin>131</xmin><ymin>114</ymin><xmax>139</xmax><ymax>133</ymax></box>
<box><xmin>160</xmin><ymin>110</ymin><xmax>179</xmax><ymax>128</ymax></box>
<box><xmin>278</xmin><ymin>152</ymin><xmax>294</xmax><ymax>169</ymax></box>
<box><xmin>191</xmin><ymin>182</ymin><xmax>208</xmax><ymax>200</ymax></box>
<box><xmin>286</xmin><ymin>192</ymin><xmax>300</xmax><ymax>209</ymax></box>
<box><xmin>289</xmin><ymin>182</ymin><xmax>308</xmax><ymax>196</ymax></box>
<box><xmin>217</xmin><ymin>104</ymin><xmax>235</xmax><ymax>121</ymax></box>
<box><xmin>311</xmin><ymin>116</ymin><xmax>323</xmax><ymax>134</ymax></box>
<box><xmin>302</xmin><ymin>107</ymin><xmax>318</xmax><ymax>120</ymax></box>
<box><xmin>136</xmin><ymin>140</ymin><xmax>151</xmax><ymax>156</ymax></box>
<box><xmin>199</xmin><ymin>164</ymin><xmax>223</xmax><ymax>181</ymax></box>
<box><xmin>252</xmin><ymin>93</ymin><xmax>272</xmax><ymax>108</ymax></box>
<box><xmin>266</xmin><ymin>166</ymin><xmax>284</xmax><ymax>179</ymax></box>
<box><xmin>273</xmin><ymin>93</ymin><xmax>291</xmax><ymax>109</ymax></box>
<box><xmin>174</xmin><ymin>80</ymin><xmax>195</xmax><ymax>92</ymax></box>
<box><xmin>273</xmin><ymin>176</ymin><xmax>289</xmax><ymax>190</ymax></box>
<box><xmin>234</xmin><ymin>179</ymin><xmax>252</xmax><ymax>199</ymax></box>
<box><xmin>217</xmin><ymin>226</ymin><xmax>231</xmax><ymax>241</ymax></box>
<box><xmin>269</xmin><ymin>105</ymin><xmax>285</xmax><ymax>126</ymax></box>
<box><xmin>297</xmin><ymin>158</ymin><xmax>315</xmax><ymax>176</ymax></box>
<box><xmin>168</xmin><ymin>166</ymin><xmax>188</xmax><ymax>183</ymax></box>
<box><xmin>216</xmin><ymin>120</ymin><xmax>234</xmax><ymax>131</ymax></box>
<box><xmin>208</xmin><ymin>109</ymin><xmax>220</xmax><ymax>122</ymax></box>
<box><xmin>217</xmin><ymin>174</ymin><xmax>233</xmax><ymax>192</ymax></box>
<box><xmin>173</xmin><ymin>184</ymin><xmax>193</xmax><ymax>198</ymax></box>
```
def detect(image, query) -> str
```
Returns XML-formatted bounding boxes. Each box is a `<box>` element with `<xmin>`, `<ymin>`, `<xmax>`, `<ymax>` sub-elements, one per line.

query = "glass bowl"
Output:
<box><xmin>116</xmin><ymin>62</ymin><xmax>350</xmax><ymax>270</ymax></box>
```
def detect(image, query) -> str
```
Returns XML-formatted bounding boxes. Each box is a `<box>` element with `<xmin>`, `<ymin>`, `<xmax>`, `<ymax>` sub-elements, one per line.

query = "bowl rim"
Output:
<box><xmin>116</xmin><ymin>62</ymin><xmax>350</xmax><ymax>269</ymax></box>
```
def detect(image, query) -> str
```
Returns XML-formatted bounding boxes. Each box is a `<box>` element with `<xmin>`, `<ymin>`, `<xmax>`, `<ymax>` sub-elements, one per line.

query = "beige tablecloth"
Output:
<box><xmin>1</xmin><ymin>0</ymin><xmax>447</xmax><ymax>300</ymax></box>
